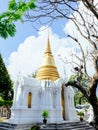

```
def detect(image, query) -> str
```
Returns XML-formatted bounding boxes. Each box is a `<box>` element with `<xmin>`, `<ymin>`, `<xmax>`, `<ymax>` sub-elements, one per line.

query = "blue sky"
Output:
<box><xmin>0</xmin><ymin>0</ymin><xmax>66</xmax><ymax>62</ymax></box>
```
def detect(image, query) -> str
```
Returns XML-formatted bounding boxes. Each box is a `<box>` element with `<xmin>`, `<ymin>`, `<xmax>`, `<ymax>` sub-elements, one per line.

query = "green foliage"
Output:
<box><xmin>74</xmin><ymin>91</ymin><xmax>87</xmax><ymax>106</ymax></box>
<box><xmin>69</xmin><ymin>73</ymin><xmax>89</xmax><ymax>105</ymax></box>
<box><xmin>0</xmin><ymin>21</ymin><xmax>16</xmax><ymax>39</ymax></box>
<box><xmin>69</xmin><ymin>73</ymin><xmax>89</xmax><ymax>91</ymax></box>
<box><xmin>0</xmin><ymin>99</ymin><xmax>13</xmax><ymax>107</ymax></box>
<box><xmin>32</xmin><ymin>70</ymin><xmax>37</xmax><ymax>78</ymax></box>
<box><xmin>30</xmin><ymin>125</ymin><xmax>40</xmax><ymax>130</ymax></box>
<box><xmin>69</xmin><ymin>74</ymin><xmax>78</xmax><ymax>82</ymax></box>
<box><xmin>8</xmin><ymin>0</ymin><xmax>17</xmax><ymax>10</ymax></box>
<box><xmin>0</xmin><ymin>54</ymin><xmax>13</xmax><ymax>100</ymax></box>
<box><xmin>42</xmin><ymin>110</ymin><xmax>49</xmax><ymax>118</ymax></box>
<box><xmin>77</xmin><ymin>111</ymin><xmax>84</xmax><ymax>117</ymax></box>
<box><xmin>0</xmin><ymin>0</ymin><xmax>36</xmax><ymax>39</ymax></box>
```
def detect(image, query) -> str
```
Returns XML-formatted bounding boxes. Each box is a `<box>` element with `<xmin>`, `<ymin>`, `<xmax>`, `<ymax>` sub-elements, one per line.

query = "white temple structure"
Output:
<box><xmin>9</xmin><ymin>38</ymin><xmax>77</xmax><ymax>124</ymax></box>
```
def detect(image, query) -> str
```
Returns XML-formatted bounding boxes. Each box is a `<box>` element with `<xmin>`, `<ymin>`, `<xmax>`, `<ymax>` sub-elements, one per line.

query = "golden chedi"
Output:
<box><xmin>36</xmin><ymin>38</ymin><xmax>59</xmax><ymax>81</ymax></box>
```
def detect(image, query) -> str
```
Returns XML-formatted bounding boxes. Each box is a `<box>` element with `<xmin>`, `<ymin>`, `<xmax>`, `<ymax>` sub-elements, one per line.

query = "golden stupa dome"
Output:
<box><xmin>36</xmin><ymin>38</ymin><xmax>59</xmax><ymax>81</ymax></box>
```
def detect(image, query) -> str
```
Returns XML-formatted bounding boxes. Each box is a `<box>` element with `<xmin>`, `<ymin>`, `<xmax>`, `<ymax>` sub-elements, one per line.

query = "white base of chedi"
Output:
<box><xmin>9</xmin><ymin>76</ymin><xmax>78</xmax><ymax>124</ymax></box>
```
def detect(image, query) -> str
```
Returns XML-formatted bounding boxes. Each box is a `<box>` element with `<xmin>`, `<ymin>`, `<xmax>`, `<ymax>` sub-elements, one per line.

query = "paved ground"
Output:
<box><xmin>0</xmin><ymin>117</ymin><xmax>8</xmax><ymax>122</ymax></box>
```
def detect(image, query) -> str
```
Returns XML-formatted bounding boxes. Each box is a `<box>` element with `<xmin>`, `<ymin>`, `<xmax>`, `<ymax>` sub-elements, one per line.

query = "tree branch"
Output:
<box><xmin>65</xmin><ymin>81</ymin><xmax>89</xmax><ymax>101</ymax></box>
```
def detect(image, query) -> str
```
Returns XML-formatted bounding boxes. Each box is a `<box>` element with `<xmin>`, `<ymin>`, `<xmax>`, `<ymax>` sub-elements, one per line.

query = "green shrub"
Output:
<box><xmin>42</xmin><ymin>110</ymin><xmax>49</xmax><ymax>118</ymax></box>
<box><xmin>30</xmin><ymin>125</ymin><xmax>40</xmax><ymax>130</ymax></box>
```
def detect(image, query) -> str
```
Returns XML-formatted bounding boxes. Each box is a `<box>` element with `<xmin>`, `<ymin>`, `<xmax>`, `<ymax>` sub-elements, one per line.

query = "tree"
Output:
<box><xmin>69</xmin><ymin>73</ymin><xmax>88</xmax><ymax>105</ymax></box>
<box><xmin>25</xmin><ymin>0</ymin><xmax>98</xmax><ymax>128</ymax></box>
<box><xmin>0</xmin><ymin>53</ymin><xmax>13</xmax><ymax>118</ymax></box>
<box><xmin>0</xmin><ymin>53</ymin><xmax>13</xmax><ymax>100</ymax></box>
<box><xmin>74</xmin><ymin>91</ymin><xmax>87</xmax><ymax>105</ymax></box>
<box><xmin>25</xmin><ymin>0</ymin><xmax>98</xmax><ymax>30</ymax></box>
<box><xmin>0</xmin><ymin>0</ymin><xmax>36</xmax><ymax>39</ymax></box>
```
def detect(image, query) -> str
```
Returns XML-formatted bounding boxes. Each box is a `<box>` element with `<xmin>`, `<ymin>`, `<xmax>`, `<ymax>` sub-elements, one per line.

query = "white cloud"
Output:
<box><xmin>7</xmin><ymin>27</ymin><xmax>71</xmax><ymax>81</ymax></box>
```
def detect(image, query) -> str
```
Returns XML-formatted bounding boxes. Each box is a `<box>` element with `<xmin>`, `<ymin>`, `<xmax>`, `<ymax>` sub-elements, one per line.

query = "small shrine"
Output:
<box><xmin>9</xmin><ymin>37</ymin><xmax>77</xmax><ymax>124</ymax></box>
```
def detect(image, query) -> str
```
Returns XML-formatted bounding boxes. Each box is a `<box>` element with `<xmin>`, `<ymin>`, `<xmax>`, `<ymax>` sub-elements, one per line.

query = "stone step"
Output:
<box><xmin>0</xmin><ymin>121</ymin><xmax>94</xmax><ymax>130</ymax></box>
<box><xmin>56</xmin><ymin>123</ymin><xmax>92</xmax><ymax>129</ymax></box>
<box><xmin>0</xmin><ymin>122</ymin><xmax>33</xmax><ymax>130</ymax></box>
<box><xmin>41</xmin><ymin>123</ymin><xmax>89</xmax><ymax>128</ymax></box>
<box><xmin>40</xmin><ymin>121</ymin><xmax>94</xmax><ymax>130</ymax></box>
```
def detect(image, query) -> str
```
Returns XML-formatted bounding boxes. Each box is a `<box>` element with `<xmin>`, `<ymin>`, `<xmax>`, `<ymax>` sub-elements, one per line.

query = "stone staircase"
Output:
<box><xmin>0</xmin><ymin>122</ymin><xmax>33</xmax><ymax>130</ymax></box>
<box><xmin>40</xmin><ymin>121</ymin><xmax>95</xmax><ymax>130</ymax></box>
<box><xmin>0</xmin><ymin>121</ymin><xmax>94</xmax><ymax>130</ymax></box>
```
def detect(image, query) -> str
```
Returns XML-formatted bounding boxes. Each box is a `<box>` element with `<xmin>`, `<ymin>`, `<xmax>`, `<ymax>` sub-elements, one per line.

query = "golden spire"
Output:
<box><xmin>45</xmin><ymin>37</ymin><xmax>51</xmax><ymax>54</ymax></box>
<box><xmin>36</xmin><ymin>37</ymin><xmax>59</xmax><ymax>81</ymax></box>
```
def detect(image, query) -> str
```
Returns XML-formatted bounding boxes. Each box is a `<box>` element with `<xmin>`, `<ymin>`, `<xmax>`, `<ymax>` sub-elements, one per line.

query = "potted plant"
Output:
<box><xmin>77</xmin><ymin>111</ymin><xmax>84</xmax><ymax>121</ymax></box>
<box><xmin>42</xmin><ymin>110</ymin><xmax>49</xmax><ymax>124</ymax></box>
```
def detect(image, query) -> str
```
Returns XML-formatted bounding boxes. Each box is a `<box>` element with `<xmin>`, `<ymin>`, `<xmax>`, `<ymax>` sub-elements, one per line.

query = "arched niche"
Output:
<box><xmin>61</xmin><ymin>85</ymin><xmax>65</xmax><ymax>120</ymax></box>
<box><xmin>28</xmin><ymin>92</ymin><xmax>32</xmax><ymax>108</ymax></box>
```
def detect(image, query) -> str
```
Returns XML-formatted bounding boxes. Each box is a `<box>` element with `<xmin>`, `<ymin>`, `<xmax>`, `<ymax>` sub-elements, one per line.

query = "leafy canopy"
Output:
<box><xmin>69</xmin><ymin>73</ymin><xmax>89</xmax><ymax>105</ymax></box>
<box><xmin>69</xmin><ymin>73</ymin><xmax>89</xmax><ymax>90</ymax></box>
<box><xmin>0</xmin><ymin>97</ymin><xmax>13</xmax><ymax>106</ymax></box>
<box><xmin>0</xmin><ymin>54</ymin><xmax>13</xmax><ymax>100</ymax></box>
<box><xmin>0</xmin><ymin>0</ymin><xmax>36</xmax><ymax>39</ymax></box>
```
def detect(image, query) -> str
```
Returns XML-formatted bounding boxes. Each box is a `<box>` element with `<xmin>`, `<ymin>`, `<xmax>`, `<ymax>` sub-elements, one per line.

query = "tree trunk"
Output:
<box><xmin>66</xmin><ymin>77</ymin><xmax>98</xmax><ymax>129</ymax></box>
<box><xmin>89</xmin><ymin>98</ymin><xmax>98</xmax><ymax>129</ymax></box>
<box><xmin>92</xmin><ymin>104</ymin><xmax>98</xmax><ymax>129</ymax></box>
<box><xmin>88</xmin><ymin>77</ymin><xmax>98</xmax><ymax>129</ymax></box>
<box><xmin>6</xmin><ymin>105</ymin><xmax>11</xmax><ymax>119</ymax></box>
